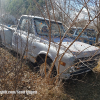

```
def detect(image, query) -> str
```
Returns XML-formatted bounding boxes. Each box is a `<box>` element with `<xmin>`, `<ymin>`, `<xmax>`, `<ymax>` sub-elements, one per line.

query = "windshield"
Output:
<box><xmin>75</xmin><ymin>29</ymin><xmax>87</xmax><ymax>36</ymax></box>
<box><xmin>68</xmin><ymin>28</ymin><xmax>76</xmax><ymax>34</ymax></box>
<box><xmin>86</xmin><ymin>29</ymin><xmax>96</xmax><ymax>37</ymax></box>
<box><xmin>66</xmin><ymin>28</ymin><xmax>76</xmax><ymax>36</ymax></box>
<box><xmin>34</xmin><ymin>18</ymin><xmax>65</xmax><ymax>37</ymax></box>
<box><xmin>75</xmin><ymin>29</ymin><xmax>96</xmax><ymax>37</ymax></box>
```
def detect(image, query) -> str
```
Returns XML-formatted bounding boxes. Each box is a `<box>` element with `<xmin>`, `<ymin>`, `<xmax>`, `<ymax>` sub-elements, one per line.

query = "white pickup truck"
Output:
<box><xmin>0</xmin><ymin>15</ymin><xmax>100</xmax><ymax>79</ymax></box>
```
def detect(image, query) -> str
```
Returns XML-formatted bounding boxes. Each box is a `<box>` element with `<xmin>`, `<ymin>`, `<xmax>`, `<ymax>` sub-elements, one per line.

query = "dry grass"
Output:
<box><xmin>0</xmin><ymin>46</ymin><xmax>100</xmax><ymax>100</ymax></box>
<box><xmin>93</xmin><ymin>60</ymin><xmax>100</xmax><ymax>73</ymax></box>
<box><xmin>0</xmin><ymin>46</ymin><xmax>70</xmax><ymax>100</ymax></box>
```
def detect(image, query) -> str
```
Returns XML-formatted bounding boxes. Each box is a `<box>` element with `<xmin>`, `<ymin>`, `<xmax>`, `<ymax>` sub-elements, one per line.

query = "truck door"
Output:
<box><xmin>12</xmin><ymin>17</ymin><xmax>35</xmax><ymax>58</ymax></box>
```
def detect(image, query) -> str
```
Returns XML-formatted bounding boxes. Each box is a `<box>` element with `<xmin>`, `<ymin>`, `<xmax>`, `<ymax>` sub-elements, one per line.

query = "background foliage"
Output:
<box><xmin>3</xmin><ymin>0</ymin><xmax>46</xmax><ymax>17</ymax></box>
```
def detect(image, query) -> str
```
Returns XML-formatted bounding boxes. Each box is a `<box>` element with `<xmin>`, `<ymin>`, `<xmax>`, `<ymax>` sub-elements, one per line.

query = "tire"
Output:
<box><xmin>38</xmin><ymin>58</ymin><xmax>57</xmax><ymax>78</ymax></box>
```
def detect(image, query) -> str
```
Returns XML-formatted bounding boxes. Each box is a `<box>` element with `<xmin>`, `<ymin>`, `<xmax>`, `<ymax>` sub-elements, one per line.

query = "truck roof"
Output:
<box><xmin>21</xmin><ymin>15</ymin><xmax>62</xmax><ymax>24</ymax></box>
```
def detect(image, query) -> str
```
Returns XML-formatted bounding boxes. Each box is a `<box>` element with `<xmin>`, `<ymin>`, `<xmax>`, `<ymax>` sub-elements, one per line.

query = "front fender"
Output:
<box><xmin>38</xmin><ymin>51</ymin><xmax>53</xmax><ymax>60</ymax></box>
<box><xmin>37</xmin><ymin>50</ymin><xmax>58</xmax><ymax>68</ymax></box>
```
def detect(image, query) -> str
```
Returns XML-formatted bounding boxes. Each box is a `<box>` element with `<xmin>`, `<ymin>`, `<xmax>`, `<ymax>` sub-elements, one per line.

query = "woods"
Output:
<box><xmin>2</xmin><ymin>0</ymin><xmax>45</xmax><ymax>17</ymax></box>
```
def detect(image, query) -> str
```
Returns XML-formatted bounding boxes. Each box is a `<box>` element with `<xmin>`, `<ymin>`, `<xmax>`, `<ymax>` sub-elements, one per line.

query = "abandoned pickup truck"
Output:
<box><xmin>0</xmin><ymin>15</ymin><xmax>100</xmax><ymax>79</ymax></box>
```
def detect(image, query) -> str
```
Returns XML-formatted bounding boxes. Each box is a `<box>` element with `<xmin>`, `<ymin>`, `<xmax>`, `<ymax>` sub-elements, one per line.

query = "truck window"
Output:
<box><xmin>34</xmin><ymin>19</ymin><xmax>49</xmax><ymax>36</ymax></box>
<box><xmin>34</xmin><ymin>18</ymin><xmax>65</xmax><ymax>37</ymax></box>
<box><xmin>75</xmin><ymin>29</ymin><xmax>87</xmax><ymax>36</ymax></box>
<box><xmin>66</xmin><ymin>28</ymin><xmax>76</xmax><ymax>37</ymax></box>
<box><xmin>68</xmin><ymin>28</ymin><xmax>76</xmax><ymax>34</ymax></box>
<box><xmin>86</xmin><ymin>29</ymin><xmax>96</xmax><ymax>37</ymax></box>
<box><xmin>18</xmin><ymin>18</ymin><xmax>32</xmax><ymax>33</ymax></box>
<box><xmin>51</xmin><ymin>22</ymin><xmax>64</xmax><ymax>37</ymax></box>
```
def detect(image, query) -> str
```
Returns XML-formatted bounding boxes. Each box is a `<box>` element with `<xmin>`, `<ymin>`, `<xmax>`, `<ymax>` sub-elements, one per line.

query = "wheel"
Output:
<box><xmin>38</xmin><ymin>58</ymin><xmax>57</xmax><ymax>78</ymax></box>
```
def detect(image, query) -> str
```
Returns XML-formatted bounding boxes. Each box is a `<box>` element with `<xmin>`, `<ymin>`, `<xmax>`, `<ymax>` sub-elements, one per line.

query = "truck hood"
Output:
<box><xmin>53</xmin><ymin>37</ymin><xmax>100</xmax><ymax>58</ymax></box>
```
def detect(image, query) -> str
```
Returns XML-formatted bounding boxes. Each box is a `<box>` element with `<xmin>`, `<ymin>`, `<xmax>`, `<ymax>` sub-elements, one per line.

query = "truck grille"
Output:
<box><xmin>72</xmin><ymin>54</ymin><xmax>100</xmax><ymax>74</ymax></box>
